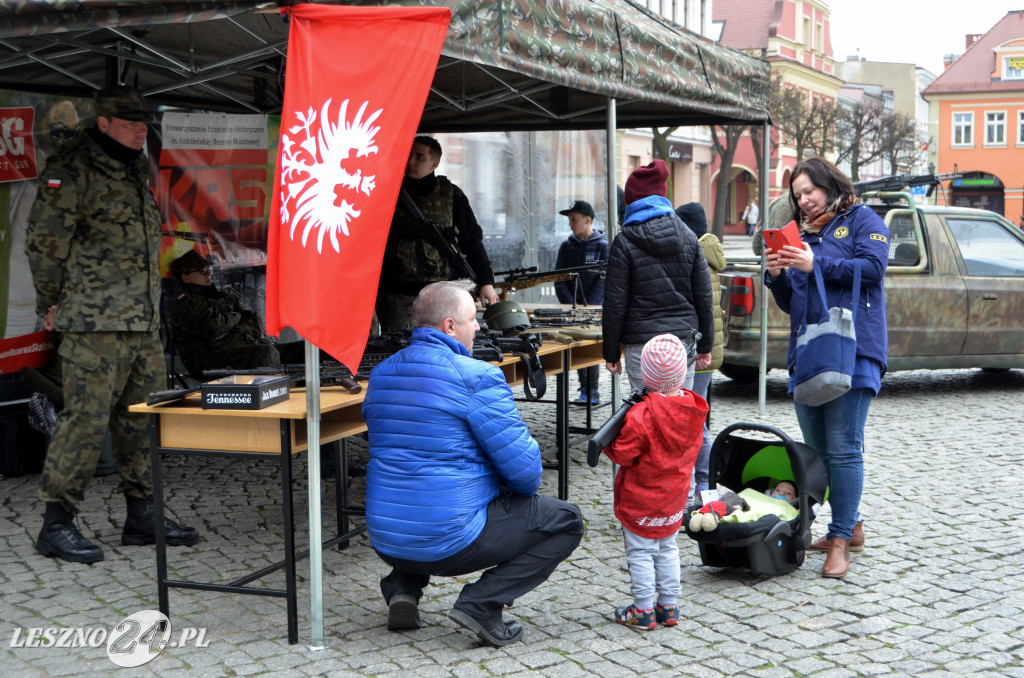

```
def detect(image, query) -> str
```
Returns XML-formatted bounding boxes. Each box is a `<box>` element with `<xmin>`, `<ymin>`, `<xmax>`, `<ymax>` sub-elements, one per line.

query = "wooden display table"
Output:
<box><xmin>129</xmin><ymin>339</ymin><xmax>605</xmax><ymax>643</ymax></box>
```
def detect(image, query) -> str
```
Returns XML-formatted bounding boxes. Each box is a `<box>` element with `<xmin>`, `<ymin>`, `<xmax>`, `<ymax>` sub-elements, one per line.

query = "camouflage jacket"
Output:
<box><xmin>25</xmin><ymin>131</ymin><xmax>162</xmax><ymax>332</ymax></box>
<box><xmin>697</xmin><ymin>233</ymin><xmax>726</xmax><ymax>371</ymax></box>
<box><xmin>169</xmin><ymin>283</ymin><xmax>269</xmax><ymax>370</ymax></box>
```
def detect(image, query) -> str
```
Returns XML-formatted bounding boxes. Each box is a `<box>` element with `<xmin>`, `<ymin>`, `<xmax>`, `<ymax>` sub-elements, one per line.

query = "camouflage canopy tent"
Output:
<box><xmin>0</xmin><ymin>0</ymin><xmax>769</xmax><ymax>130</ymax></box>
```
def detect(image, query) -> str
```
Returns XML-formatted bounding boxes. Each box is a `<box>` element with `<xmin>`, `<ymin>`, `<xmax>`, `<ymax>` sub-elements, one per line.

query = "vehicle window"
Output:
<box><xmin>947</xmin><ymin>218</ymin><xmax>1024</xmax><ymax>277</ymax></box>
<box><xmin>886</xmin><ymin>211</ymin><xmax>920</xmax><ymax>266</ymax></box>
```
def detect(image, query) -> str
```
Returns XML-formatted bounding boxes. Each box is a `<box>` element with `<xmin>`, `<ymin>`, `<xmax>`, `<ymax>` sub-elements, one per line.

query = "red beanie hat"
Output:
<box><xmin>624</xmin><ymin>159</ymin><xmax>669</xmax><ymax>204</ymax></box>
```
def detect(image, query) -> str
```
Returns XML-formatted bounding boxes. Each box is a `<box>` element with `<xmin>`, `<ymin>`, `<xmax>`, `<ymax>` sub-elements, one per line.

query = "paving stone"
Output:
<box><xmin>3</xmin><ymin>367</ymin><xmax>1024</xmax><ymax>675</ymax></box>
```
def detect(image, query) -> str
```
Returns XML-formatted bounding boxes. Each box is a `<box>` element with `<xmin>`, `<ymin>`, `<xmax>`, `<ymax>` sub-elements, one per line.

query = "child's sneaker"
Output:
<box><xmin>655</xmin><ymin>604</ymin><xmax>679</xmax><ymax>626</ymax></box>
<box><xmin>614</xmin><ymin>604</ymin><xmax>656</xmax><ymax>630</ymax></box>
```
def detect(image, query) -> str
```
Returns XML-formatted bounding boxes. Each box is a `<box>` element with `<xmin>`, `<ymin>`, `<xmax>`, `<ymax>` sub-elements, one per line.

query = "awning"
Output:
<box><xmin>0</xmin><ymin>0</ymin><xmax>769</xmax><ymax>129</ymax></box>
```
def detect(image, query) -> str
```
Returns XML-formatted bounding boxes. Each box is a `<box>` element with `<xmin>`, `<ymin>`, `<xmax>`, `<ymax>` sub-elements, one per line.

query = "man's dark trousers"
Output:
<box><xmin>377</xmin><ymin>493</ymin><xmax>584</xmax><ymax>623</ymax></box>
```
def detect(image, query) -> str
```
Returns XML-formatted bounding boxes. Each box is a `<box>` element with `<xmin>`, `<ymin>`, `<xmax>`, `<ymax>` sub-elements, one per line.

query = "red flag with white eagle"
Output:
<box><xmin>266</xmin><ymin>5</ymin><xmax>450</xmax><ymax>372</ymax></box>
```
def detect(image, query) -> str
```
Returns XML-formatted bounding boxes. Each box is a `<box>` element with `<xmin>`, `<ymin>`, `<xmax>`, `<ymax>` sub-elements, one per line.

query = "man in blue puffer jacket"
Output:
<box><xmin>362</xmin><ymin>280</ymin><xmax>584</xmax><ymax>647</ymax></box>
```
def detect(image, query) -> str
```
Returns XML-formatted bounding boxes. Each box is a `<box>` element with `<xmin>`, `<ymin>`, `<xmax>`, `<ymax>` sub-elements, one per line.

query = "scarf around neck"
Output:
<box><xmin>800</xmin><ymin>194</ymin><xmax>858</xmax><ymax>233</ymax></box>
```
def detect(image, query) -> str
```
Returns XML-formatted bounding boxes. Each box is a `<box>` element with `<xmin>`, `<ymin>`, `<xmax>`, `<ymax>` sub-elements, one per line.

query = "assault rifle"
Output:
<box><xmin>587</xmin><ymin>386</ymin><xmax>647</xmax><ymax>467</ymax></box>
<box><xmin>495</xmin><ymin>263</ymin><xmax>606</xmax><ymax>301</ymax></box>
<box><xmin>853</xmin><ymin>171</ymin><xmax>962</xmax><ymax>198</ymax></box>
<box><xmin>398</xmin><ymin>189</ymin><xmax>476</xmax><ymax>282</ymax></box>
<box><xmin>203</xmin><ymin>363</ymin><xmax>361</xmax><ymax>394</ymax></box>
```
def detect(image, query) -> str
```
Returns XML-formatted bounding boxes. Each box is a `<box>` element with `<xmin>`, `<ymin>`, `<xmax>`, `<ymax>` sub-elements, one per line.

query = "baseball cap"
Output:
<box><xmin>558</xmin><ymin>200</ymin><xmax>596</xmax><ymax>219</ymax></box>
<box><xmin>94</xmin><ymin>85</ymin><xmax>152</xmax><ymax>123</ymax></box>
<box><xmin>171</xmin><ymin>250</ymin><xmax>209</xmax><ymax>278</ymax></box>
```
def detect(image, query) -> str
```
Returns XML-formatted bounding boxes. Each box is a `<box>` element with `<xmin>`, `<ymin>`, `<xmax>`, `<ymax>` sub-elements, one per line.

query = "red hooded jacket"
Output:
<box><xmin>604</xmin><ymin>390</ymin><xmax>708</xmax><ymax>539</ymax></box>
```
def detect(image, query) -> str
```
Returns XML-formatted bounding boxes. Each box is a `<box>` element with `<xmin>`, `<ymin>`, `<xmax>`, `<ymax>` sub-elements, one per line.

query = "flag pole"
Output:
<box><xmin>304</xmin><ymin>338</ymin><xmax>326</xmax><ymax>650</ymax></box>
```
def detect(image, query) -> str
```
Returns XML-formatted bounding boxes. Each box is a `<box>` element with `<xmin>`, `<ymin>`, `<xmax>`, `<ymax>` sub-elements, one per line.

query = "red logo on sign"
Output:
<box><xmin>0</xmin><ymin>107</ymin><xmax>38</xmax><ymax>183</ymax></box>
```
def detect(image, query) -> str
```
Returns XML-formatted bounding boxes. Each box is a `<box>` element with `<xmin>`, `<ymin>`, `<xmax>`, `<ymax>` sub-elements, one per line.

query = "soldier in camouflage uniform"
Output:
<box><xmin>375</xmin><ymin>136</ymin><xmax>498</xmax><ymax>333</ymax></box>
<box><xmin>25</xmin><ymin>86</ymin><xmax>199</xmax><ymax>564</ymax></box>
<box><xmin>168</xmin><ymin>249</ymin><xmax>280</xmax><ymax>378</ymax></box>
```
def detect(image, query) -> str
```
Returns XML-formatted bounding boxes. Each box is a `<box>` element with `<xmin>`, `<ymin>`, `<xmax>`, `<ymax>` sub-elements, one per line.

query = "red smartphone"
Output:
<box><xmin>763</xmin><ymin>220</ymin><xmax>801</xmax><ymax>252</ymax></box>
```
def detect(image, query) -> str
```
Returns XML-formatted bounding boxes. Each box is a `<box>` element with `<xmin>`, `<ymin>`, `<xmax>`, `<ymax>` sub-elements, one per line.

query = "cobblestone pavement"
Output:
<box><xmin>3</xmin><ymin>366</ymin><xmax>1024</xmax><ymax>677</ymax></box>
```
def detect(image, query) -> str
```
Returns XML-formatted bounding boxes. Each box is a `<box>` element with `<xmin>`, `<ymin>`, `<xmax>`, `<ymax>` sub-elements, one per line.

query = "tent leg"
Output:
<box><xmin>305</xmin><ymin>339</ymin><xmax>326</xmax><ymax>651</ymax></box>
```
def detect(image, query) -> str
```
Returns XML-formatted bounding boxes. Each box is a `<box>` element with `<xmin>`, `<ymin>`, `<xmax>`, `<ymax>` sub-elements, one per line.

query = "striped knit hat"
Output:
<box><xmin>641</xmin><ymin>334</ymin><xmax>688</xmax><ymax>393</ymax></box>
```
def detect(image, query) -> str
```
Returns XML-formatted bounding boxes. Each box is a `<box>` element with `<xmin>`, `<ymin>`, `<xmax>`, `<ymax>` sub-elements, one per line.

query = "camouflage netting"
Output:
<box><xmin>0</xmin><ymin>0</ymin><xmax>769</xmax><ymax>129</ymax></box>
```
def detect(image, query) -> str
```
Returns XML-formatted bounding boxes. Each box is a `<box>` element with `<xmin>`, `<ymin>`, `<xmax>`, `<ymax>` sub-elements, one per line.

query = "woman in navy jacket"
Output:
<box><xmin>765</xmin><ymin>156</ymin><xmax>889</xmax><ymax>579</ymax></box>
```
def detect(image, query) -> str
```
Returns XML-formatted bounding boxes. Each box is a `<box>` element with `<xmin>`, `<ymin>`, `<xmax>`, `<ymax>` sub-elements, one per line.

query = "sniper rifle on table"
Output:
<box><xmin>494</xmin><ymin>263</ymin><xmax>606</xmax><ymax>301</ymax></box>
<box><xmin>587</xmin><ymin>386</ymin><xmax>647</xmax><ymax>467</ymax></box>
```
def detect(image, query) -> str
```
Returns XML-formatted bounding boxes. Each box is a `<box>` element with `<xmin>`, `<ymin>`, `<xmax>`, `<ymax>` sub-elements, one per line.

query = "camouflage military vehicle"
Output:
<box><xmin>719</xmin><ymin>189</ymin><xmax>1024</xmax><ymax>381</ymax></box>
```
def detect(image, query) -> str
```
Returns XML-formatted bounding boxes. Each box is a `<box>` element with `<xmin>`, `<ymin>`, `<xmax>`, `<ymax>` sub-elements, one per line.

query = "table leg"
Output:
<box><xmin>336</xmin><ymin>440</ymin><xmax>350</xmax><ymax>549</ymax></box>
<box><xmin>556</xmin><ymin>350</ymin><xmax>569</xmax><ymax>501</ymax></box>
<box><xmin>279</xmin><ymin>421</ymin><xmax>298</xmax><ymax>645</ymax></box>
<box><xmin>149</xmin><ymin>414</ymin><xmax>169</xmax><ymax>619</ymax></box>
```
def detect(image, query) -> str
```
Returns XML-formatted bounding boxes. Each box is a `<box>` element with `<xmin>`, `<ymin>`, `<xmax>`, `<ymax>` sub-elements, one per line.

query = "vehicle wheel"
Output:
<box><xmin>718</xmin><ymin>364</ymin><xmax>763</xmax><ymax>382</ymax></box>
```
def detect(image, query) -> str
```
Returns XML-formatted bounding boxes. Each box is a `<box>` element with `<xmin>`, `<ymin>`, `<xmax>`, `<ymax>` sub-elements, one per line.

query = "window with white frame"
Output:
<box><xmin>1019</xmin><ymin>111</ymin><xmax>1024</xmax><ymax>145</ymax></box>
<box><xmin>985</xmin><ymin>111</ymin><xmax>1006</xmax><ymax>145</ymax></box>
<box><xmin>953</xmin><ymin>112</ymin><xmax>973</xmax><ymax>146</ymax></box>
<box><xmin>1005</xmin><ymin>56</ymin><xmax>1024</xmax><ymax>80</ymax></box>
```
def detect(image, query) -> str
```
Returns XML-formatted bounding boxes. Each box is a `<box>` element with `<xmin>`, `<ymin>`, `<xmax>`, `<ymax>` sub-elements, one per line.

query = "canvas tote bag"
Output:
<box><xmin>792</xmin><ymin>259</ymin><xmax>861</xmax><ymax>406</ymax></box>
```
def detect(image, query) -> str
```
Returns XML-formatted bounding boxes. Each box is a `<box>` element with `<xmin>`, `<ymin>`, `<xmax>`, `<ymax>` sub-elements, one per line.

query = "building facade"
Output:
<box><xmin>923</xmin><ymin>10</ymin><xmax>1024</xmax><ymax>227</ymax></box>
<box><xmin>711</xmin><ymin>0</ymin><xmax>841</xmax><ymax>232</ymax></box>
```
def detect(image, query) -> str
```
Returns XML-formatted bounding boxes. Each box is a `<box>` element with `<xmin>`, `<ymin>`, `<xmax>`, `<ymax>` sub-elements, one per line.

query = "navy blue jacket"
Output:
<box><xmin>766</xmin><ymin>203</ymin><xmax>890</xmax><ymax>372</ymax></box>
<box><xmin>362</xmin><ymin>327</ymin><xmax>542</xmax><ymax>562</ymax></box>
<box><xmin>554</xmin><ymin>230</ymin><xmax>608</xmax><ymax>305</ymax></box>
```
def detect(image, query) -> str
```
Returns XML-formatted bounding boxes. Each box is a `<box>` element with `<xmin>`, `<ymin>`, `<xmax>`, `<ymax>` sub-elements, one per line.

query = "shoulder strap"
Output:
<box><xmin>804</xmin><ymin>259</ymin><xmax>861</xmax><ymax>327</ymax></box>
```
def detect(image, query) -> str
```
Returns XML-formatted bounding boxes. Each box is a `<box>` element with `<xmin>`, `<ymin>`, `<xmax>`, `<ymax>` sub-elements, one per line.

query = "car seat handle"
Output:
<box><xmin>717</xmin><ymin>421</ymin><xmax>795</xmax><ymax>445</ymax></box>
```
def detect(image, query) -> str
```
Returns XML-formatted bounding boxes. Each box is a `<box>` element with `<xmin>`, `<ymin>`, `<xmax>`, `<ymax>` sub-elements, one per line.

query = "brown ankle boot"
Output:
<box><xmin>821</xmin><ymin>538</ymin><xmax>850</xmax><ymax>578</ymax></box>
<box><xmin>810</xmin><ymin>521</ymin><xmax>863</xmax><ymax>552</ymax></box>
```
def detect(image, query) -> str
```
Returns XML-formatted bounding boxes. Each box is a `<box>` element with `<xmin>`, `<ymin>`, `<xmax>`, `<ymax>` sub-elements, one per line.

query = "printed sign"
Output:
<box><xmin>0</xmin><ymin>107</ymin><xmax>38</xmax><ymax>183</ymax></box>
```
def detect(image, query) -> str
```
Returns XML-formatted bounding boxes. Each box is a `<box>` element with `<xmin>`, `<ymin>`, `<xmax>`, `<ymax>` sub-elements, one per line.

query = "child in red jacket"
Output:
<box><xmin>604</xmin><ymin>333</ymin><xmax>708</xmax><ymax>629</ymax></box>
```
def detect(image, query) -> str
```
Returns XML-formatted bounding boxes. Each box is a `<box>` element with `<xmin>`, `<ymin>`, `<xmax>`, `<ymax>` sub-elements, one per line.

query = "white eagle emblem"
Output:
<box><xmin>279</xmin><ymin>98</ymin><xmax>382</xmax><ymax>253</ymax></box>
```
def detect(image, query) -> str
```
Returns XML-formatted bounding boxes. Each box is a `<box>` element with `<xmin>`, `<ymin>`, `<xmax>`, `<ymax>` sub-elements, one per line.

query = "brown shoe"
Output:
<box><xmin>821</xmin><ymin>538</ymin><xmax>850</xmax><ymax>578</ymax></box>
<box><xmin>810</xmin><ymin>521</ymin><xmax>863</xmax><ymax>552</ymax></box>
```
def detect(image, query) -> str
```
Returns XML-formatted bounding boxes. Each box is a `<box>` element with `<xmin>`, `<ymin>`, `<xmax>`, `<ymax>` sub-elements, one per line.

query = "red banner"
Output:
<box><xmin>0</xmin><ymin>107</ymin><xmax>38</xmax><ymax>183</ymax></box>
<box><xmin>0</xmin><ymin>330</ymin><xmax>52</xmax><ymax>374</ymax></box>
<box><xmin>266</xmin><ymin>5</ymin><xmax>450</xmax><ymax>372</ymax></box>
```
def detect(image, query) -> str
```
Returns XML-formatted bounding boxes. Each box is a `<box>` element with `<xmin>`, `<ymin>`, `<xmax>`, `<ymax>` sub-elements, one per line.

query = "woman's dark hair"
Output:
<box><xmin>789</xmin><ymin>156</ymin><xmax>855</xmax><ymax>208</ymax></box>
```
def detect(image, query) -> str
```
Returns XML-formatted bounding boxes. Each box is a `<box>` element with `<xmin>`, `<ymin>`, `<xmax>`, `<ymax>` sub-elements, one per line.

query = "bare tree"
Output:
<box><xmin>651</xmin><ymin>126</ymin><xmax>678</xmax><ymax>197</ymax></box>
<box><xmin>710</xmin><ymin>125</ymin><xmax>745</xmax><ymax>238</ymax></box>
<box><xmin>804</xmin><ymin>96</ymin><xmax>840</xmax><ymax>159</ymax></box>
<box><xmin>749</xmin><ymin>74</ymin><xmax>802</xmax><ymax>166</ymax></box>
<box><xmin>877</xmin><ymin>110</ymin><xmax>921</xmax><ymax>174</ymax></box>
<box><xmin>773</xmin><ymin>88</ymin><xmax>838</xmax><ymax>163</ymax></box>
<box><xmin>834</xmin><ymin>100</ymin><xmax>885</xmax><ymax>181</ymax></box>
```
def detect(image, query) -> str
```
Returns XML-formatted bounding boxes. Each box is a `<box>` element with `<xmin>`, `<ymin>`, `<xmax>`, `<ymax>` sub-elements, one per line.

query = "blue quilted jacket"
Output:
<box><xmin>362</xmin><ymin>327</ymin><xmax>542</xmax><ymax>561</ymax></box>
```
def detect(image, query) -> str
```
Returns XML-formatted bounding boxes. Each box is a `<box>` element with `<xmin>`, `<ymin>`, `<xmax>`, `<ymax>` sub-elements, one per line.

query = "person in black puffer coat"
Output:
<box><xmin>602</xmin><ymin>160</ymin><xmax>714</xmax><ymax>391</ymax></box>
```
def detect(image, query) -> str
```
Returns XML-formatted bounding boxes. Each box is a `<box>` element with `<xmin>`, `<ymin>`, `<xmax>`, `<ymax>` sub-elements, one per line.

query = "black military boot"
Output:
<box><xmin>35</xmin><ymin>502</ymin><xmax>105</xmax><ymax>564</ymax></box>
<box><xmin>122</xmin><ymin>496</ymin><xmax>200</xmax><ymax>547</ymax></box>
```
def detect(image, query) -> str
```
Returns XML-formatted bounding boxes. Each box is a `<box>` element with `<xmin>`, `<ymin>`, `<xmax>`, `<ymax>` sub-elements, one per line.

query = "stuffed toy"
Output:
<box><xmin>688</xmin><ymin>491</ymin><xmax>748</xmax><ymax>532</ymax></box>
<box><xmin>689</xmin><ymin>487</ymin><xmax>800</xmax><ymax>532</ymax></box>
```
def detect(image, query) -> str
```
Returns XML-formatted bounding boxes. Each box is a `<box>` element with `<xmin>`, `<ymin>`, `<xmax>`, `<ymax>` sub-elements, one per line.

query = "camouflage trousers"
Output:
<box><xmin>375</xmin><ymin>291</ymin><xmax>419</xmax><ymax>334</ymax></box>
<box><xmin>38</xmin><ymin>330</ymin><xmax>163</xmax><ymax>514</ymax></box>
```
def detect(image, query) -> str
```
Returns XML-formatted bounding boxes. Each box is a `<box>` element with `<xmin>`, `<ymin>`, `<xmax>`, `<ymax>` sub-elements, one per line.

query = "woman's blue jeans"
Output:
<box><xmin>794</xmin><ymin>387</ymin><xmax>873</xmax><ymax>542</ymax></box>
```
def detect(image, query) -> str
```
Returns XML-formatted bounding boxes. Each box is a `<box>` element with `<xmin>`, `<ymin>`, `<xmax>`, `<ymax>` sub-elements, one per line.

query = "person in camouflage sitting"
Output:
<box><xmin>168</xmin><ymin>249</ymin><xmax>281</xmax><ymax>379</ymax></box>
<box><xmin>25</xmin><ymin>85</ymin><xmax>199</xmax><ymax>564</ymax></box>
